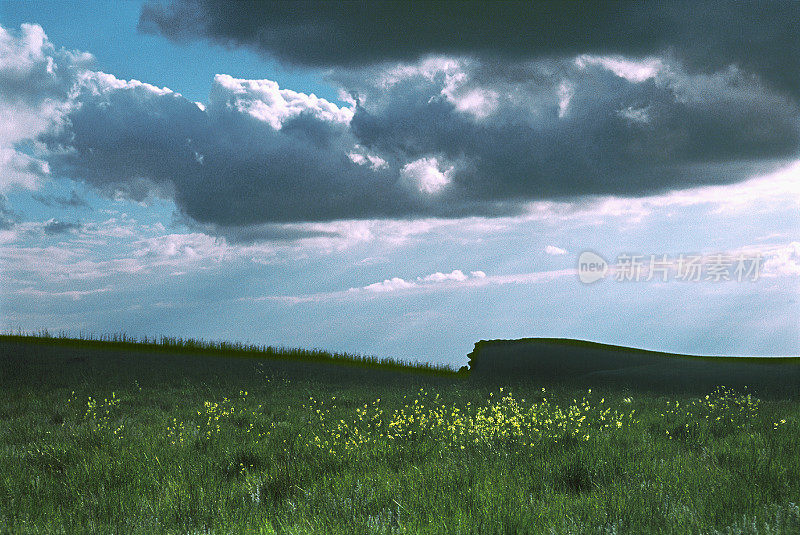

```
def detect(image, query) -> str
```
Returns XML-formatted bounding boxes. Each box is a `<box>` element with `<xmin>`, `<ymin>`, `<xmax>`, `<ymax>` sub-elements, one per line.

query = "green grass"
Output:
<box><xmin>1</xmin><ymin>331</ymin><xmax>457</xmax><ymax>375</ymax></box>
<box><xmin>1</xmin><ymin>335</ymin><xmax>799</xmax><ymax>534</ymax></box>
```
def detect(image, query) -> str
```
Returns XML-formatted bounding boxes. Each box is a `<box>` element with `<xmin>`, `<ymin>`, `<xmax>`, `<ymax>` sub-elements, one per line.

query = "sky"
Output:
<box><xmin>0</xmin><ymin>1</ymin><xmax>798</xmax><ymax>367</ymax></box>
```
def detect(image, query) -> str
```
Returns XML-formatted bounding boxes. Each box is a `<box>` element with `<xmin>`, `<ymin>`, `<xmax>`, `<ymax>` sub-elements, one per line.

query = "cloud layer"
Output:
<box><xmin>1</xmin><ymin>22</ymin><xmax>798</xmax><ymax>236</ymax></box>
<box><xmin>139</xmin><ymin>1</ymin><xmax>800</xmax><ymax>99</ymax></box>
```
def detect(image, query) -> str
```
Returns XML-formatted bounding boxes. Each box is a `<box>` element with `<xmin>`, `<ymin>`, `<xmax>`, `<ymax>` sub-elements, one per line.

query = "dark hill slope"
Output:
<box><xmin>0</xmin><ymin>336</ymin><xmax>456</xmax><ymax>392</ymax></box>
<box><xmin>468</xmin><ymin>338</ymin><xmax>800</xmax><ymax>394</ymax></box>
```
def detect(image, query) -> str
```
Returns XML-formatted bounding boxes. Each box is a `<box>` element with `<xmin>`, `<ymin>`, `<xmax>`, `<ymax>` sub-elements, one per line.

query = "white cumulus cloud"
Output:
<box><xmin>0</xmin><ymin>23</ymin><xmax>90</xmax><ymax>192</ymax></box>
<box><xmin>401</xmin><ymin>157</ymin><xmax>453</xmax><ymax>194</ymax></box>
<box><xmin>211</xmin><ymin>74</ymin><xmax>353</xmax><ymax>130</ymax></box>
<box><xmin>575</xmin><ymin>54</ymin><xmax>663</xmax><ymax>83</ymax></box>
<box><xmin>762</xmin><ymin>242</ymin><xmax>800</xmax><ymax>277</ymax></box>
<box><xmin>545</xmin><ymin>245</ymin><xmax>568</xmax><ymax>255</ymax></box>
<box><xmin>363</xmin><ymin>277</ymin><xmax>416</xmax><ymax>293</ymax></box>
<box><xmin>420</xmin><ymin>269</ymin><xmax>468</xmax><ymax>282</ymax></box>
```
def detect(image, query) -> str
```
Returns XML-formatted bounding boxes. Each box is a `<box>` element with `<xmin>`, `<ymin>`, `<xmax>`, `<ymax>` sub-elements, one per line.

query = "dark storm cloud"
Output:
<box><xmin>138</xmin><ymin>0</ymin><xmax>800</xmax><ymax>99</ymax></box>
<box><xmin>40</xmin><ymin>58</ymin><xmax>799</xmax><ymax>231</ymax></box>
<box><xmin>41</xmin><ymin>73</ymin><xmax>520</xmax><ymax>231</ymax></box>
<box><xmin>346</xmin><ymin>60</ymin><xmax>799</xmax><ymax>201</ymax></box>
<box><xmin>180</xmin><ymin>219</ymin><xmax>345</xmax><ymax>244</ymax></box>
<box><xmin>8</xmin><ymin>20</ymin><xmax>796</xmax><ymax>233</ymax></box>
<box><xmin>42</xmin><ymin>219</ymin><xmax>80</xmax><ymax>235</ymax></box>
<box><xmin>40</xmin><ymin>73</ymin><xmax>421</xmax><ymax>230</ymax></box>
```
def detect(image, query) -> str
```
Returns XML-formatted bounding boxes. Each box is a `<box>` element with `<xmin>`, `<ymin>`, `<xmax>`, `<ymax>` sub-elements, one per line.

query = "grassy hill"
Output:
<box><xmin>0</xmin><ymin>332</ymin><xmax>455</xmax><ymax>379</ymax></box>
<box><xmin>1</xmin><ymin>334</ymin><xmax>799</xmax><ymax>533</ymax></box>
<box><xmin>468</xmin><ymin>337</ymin><xmax>800</xmax><ymax>394</ymax></box>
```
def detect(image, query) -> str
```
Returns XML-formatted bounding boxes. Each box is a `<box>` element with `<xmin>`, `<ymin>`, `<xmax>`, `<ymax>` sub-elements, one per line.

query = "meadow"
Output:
<box><xmin>1</xmin><ymin>335</ymin><xmax>799</xmax><ymax>534</ymax></box>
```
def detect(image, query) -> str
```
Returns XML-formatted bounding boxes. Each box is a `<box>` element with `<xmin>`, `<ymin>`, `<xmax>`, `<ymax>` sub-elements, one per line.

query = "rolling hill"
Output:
<box><xmin>468</xmin><ymin>337</ymin><xmax>800</xmax><ymax>393</ymax></box>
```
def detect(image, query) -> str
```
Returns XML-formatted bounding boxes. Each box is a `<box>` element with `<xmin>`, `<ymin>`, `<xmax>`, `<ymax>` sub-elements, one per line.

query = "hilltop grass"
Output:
<box><xmin>1</xmin><ymin>336</ymin><xmax>799</xmax><ymax>534</ymax></box>
<box><xmin>0</xmin><ymin>331</ymin><xmax>458</xmax><ymax>375</ymax></box>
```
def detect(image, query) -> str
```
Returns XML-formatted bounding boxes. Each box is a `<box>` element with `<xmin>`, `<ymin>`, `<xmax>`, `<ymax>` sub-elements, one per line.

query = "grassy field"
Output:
<box><xmin>1</xmin><ymin>335</ymin><xmax>799</xmax><ymax>534</ymax></box>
